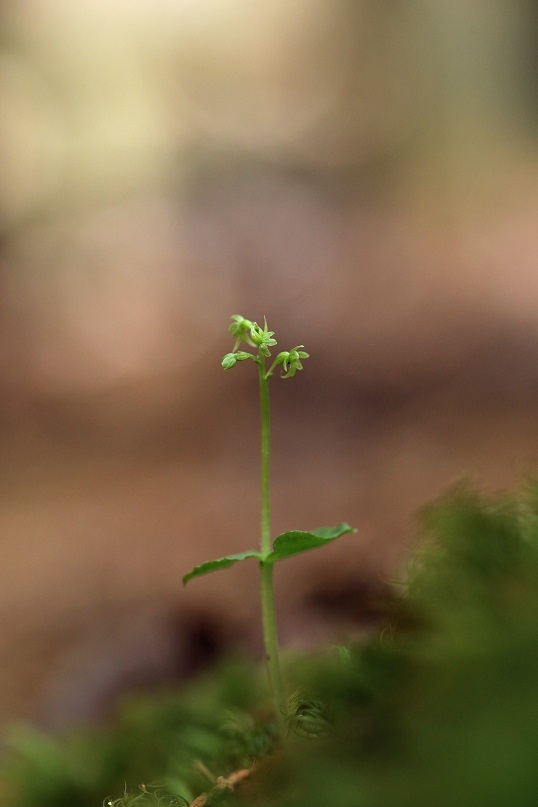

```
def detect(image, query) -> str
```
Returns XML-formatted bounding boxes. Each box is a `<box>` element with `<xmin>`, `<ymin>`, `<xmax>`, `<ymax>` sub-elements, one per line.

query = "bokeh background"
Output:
<box><xmin>0</xmin><ymin>0</ymin><xmax>537</xmax><ymax>732</ymax></box>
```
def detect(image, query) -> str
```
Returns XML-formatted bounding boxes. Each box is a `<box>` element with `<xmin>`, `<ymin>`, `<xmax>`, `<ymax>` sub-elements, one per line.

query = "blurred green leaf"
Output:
<box><xmin>268</xmin><ymin>523</ymin><xmax>355</xmax><ymax>562</ymax></box>
<box><xmin>182</xmin><ymin>551</ymin><xmax>262</xmax><ymax>585</ymax></box>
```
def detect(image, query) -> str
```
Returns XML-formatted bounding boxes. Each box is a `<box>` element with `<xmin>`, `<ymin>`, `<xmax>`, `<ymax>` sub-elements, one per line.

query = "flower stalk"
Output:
<box><xmin>183</xmin><ymin>314</ymin><xmax>354</xmax><ymax>733</ymax></box>
<box><xmin>258</xmin><ymin>355</ymin><xmax>286</xmax><ymax>727</ymax></box>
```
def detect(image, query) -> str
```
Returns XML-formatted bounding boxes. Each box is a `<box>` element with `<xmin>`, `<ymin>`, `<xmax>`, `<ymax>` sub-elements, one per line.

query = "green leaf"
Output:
<box><xmin>268</xmin><ymin>523</ymin><xmax>355</xmax><ymax>562</ymax></box>
<box><xmin>182</xmin><ymin>550</ymin><xmax>262</xmax><ymax>585</ymax></box>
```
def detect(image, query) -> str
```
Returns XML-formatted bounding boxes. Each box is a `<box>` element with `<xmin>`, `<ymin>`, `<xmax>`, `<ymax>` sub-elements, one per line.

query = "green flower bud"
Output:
<box><xmin>222</xmin><ymin>352</ymin><xmax>238</xmax><ymax>370</ymax></box>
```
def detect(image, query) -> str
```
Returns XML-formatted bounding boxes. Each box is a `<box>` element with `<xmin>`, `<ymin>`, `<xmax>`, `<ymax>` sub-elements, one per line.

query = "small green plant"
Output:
<box><xmin>183</xmin><ymin>315</ymin><xmax>355</xmax><ymax>728</ymax></box>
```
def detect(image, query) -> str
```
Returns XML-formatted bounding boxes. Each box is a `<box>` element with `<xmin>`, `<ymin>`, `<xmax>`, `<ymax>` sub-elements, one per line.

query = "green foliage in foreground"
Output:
<box><xmin>5</xmin><ymin>481</ymin><xmax>538</xmax><ymax>805</ymax></box>
<box><xmin>263</xmin><ymin>481</ymin><xmax>538</xmax><ymax>807</ymax></box>
<box><xmin>0</xmin><ymin>659</ymin><xmax>276</xmax><ymax>807</ymax></box>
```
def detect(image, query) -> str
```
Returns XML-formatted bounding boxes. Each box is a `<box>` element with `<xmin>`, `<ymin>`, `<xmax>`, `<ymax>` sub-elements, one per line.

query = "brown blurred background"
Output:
<box><xmin>0</xmin><ymin>0</ymin><xmax>537</xmax><ymax>732</ymax></box>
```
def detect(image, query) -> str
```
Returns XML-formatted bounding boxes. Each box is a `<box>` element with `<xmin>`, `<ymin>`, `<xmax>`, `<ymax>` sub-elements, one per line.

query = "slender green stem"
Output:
<box><xmin>260</xmin><ymin>562</ymin><xmax>285</xmax><ymax>726</ymax></box>
<box><xmin>259</xmin><ymin>360</ymin><xmax>271</xmax><ymax>556</ymax></box>
<box><xmin>258</xmin><ymin>358</ymin><xmax>286</xmax><ymax>728</ymax></box>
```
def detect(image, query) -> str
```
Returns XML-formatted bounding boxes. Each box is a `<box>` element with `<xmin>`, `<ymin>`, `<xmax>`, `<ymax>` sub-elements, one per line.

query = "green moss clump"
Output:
<box><xmin>258</xmin><ymin>481</ymin><xmax>538</xmax><ymax>807</ymax></box>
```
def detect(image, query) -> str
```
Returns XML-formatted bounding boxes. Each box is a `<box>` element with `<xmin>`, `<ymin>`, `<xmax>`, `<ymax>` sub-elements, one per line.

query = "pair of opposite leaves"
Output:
<box><xmin>183</xmin><ymin>523</ymin><xmax>355</xmax><ymax>586</ymax></box>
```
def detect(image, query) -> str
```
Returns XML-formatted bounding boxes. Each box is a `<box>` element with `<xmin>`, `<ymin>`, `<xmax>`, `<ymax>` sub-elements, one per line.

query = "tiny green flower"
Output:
<box><xmin>250</xmin><ymin>319</ymin><xmax>278</xmax><ymax>357</ymax></box>
<box><xmin>229</xmin><ymin>314</ymin><xmax>254</xmax><ymax>349</ymax></box>
<box><xmin>281</xmin><ymin>345</ymin><xmax>309</xmax><ymax>378</ymax></box>
<box><xmin>273</xmin><ymin>351</ymin><xmax>290</xmax><ymax>366</ymax></box>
